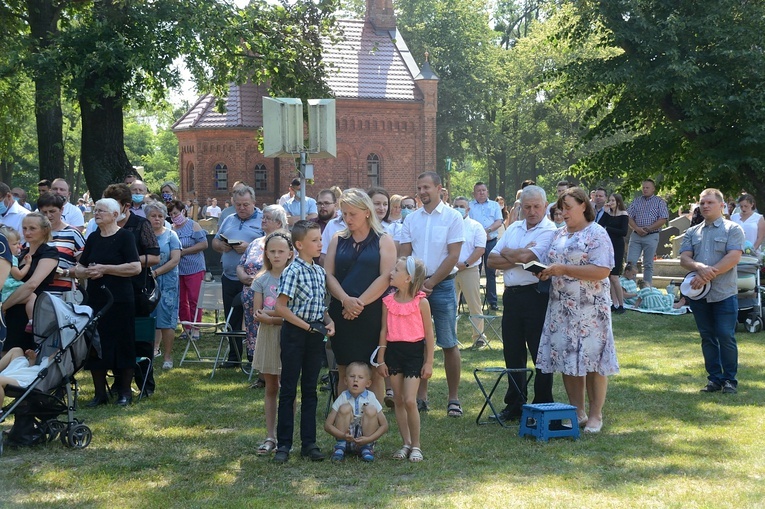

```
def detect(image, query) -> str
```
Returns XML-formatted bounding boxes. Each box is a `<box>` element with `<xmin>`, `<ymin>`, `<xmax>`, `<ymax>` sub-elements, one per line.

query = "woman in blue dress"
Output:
<box><xmin>146</xmin><ymin>202</ymin><xmax>181</xmax><ymax>369</ymax></box>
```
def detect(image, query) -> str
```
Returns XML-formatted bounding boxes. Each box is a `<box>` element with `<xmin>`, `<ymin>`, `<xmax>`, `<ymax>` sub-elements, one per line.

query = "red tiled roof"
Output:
<box><xmin>173</xmin><ymin>19</ymin><xmax>425</xmax><ymax>131</ymax></box>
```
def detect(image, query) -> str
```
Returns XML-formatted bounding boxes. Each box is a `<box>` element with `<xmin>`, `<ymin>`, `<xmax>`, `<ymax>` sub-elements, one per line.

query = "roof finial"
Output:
<box><xmin>424</xmin><ymin>51</ymin><xmax>429</xmax><ymax>63</ymax></box>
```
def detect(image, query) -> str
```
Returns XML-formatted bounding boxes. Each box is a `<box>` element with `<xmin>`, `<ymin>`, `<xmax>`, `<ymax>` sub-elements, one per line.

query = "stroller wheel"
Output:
<box><xmin>43</xmin><ymin>420</ymin><xmax>67</xmax><ymax>443</ymax></box>
<box><xmin>746</xmin><ymin>317</ymin><xmax>762</xmax><ymax>333</ymax></box>
<box><xmin>66</xmin><ymin>424</ymin><xmax>92</xmax><ymax>449</ymax></box>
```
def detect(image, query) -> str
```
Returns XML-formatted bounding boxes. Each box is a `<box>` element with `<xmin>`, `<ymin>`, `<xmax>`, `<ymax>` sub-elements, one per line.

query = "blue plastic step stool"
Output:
<box><xmin>518</xmin><ymin>403</ymin><xmax>580</xmax><ymax>442</ymax></box>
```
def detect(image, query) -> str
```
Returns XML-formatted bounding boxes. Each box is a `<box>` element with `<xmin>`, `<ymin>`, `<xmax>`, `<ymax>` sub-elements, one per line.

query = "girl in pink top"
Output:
<box><xmin>376</xmin><ymin>256</ymin><xmax>434</xmax><ymax>463</ymax></box>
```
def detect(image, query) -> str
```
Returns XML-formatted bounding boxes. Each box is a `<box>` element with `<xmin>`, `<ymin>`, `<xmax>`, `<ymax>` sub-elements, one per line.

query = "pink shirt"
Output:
<box><xmin>383</xmin><ymin>291</ymin><xmax>426</xmax><ymax>342</ymax></box>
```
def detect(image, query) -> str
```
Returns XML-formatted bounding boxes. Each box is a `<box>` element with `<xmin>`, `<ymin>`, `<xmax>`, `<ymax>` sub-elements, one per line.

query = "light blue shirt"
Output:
<box><xmin>468</xmin><ymin>199</ymin><xmax>502</xmax><ymax>240</ymax></box>
<box><xmin>283</xmin><ymin>196</ymin><xmax>318</xmax><ymax>218</ymax></box>
<box><xmin>215</xmin><ymin>210</ymin><xmax>264</xmax><ymax>279</ymax></box>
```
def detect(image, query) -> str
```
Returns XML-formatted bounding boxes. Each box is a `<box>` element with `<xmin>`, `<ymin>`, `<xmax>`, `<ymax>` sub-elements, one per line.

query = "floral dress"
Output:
<box><xmin>239</xmin><ymin>237</ymin><xmax>265</xmax><ymax>353</ymax></box>
<box><xmin>537</xmin><ymin>222</ymin><xmax>620</xmax><ymax>377</ymax></box>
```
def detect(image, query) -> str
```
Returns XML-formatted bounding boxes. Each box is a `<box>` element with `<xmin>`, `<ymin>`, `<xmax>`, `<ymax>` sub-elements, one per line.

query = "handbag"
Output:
<box><xmin>136</xmin><ymin>254</ymin><xmax>161</xmax><ymax>315</ymax></box>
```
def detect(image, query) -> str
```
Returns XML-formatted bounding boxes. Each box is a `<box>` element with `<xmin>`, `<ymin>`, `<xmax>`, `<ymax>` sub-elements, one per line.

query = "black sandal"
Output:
<box><xmin>447</xmin><ymin>400</ymin><xmax>463</xmax><ymax>418</ymax></box>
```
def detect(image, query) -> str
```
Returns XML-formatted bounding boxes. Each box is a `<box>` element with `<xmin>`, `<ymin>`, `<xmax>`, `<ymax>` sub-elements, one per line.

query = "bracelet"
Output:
<box><xmin>377</xmin><ymin>362</ymin><xmax>386</xmax><ymax>366</ymax></box>
<box><xmin>378</xmin><ymin>345</ymin><xmax>387</xmax><ymax>349</ymax></box>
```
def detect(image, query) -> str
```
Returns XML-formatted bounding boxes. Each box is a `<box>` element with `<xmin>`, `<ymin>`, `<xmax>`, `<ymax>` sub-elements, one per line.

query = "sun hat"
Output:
<box><xmin>680</xmin><ymin>272</ymin><xmax>711</xmax><ymax>300</ymax></box>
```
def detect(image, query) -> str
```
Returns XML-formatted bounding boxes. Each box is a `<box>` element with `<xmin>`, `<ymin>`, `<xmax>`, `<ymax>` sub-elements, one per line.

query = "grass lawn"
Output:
<box><xmin>2</xmin><ymin>309</ymin><xmax>764</xmax><ymax>508</ymax></box>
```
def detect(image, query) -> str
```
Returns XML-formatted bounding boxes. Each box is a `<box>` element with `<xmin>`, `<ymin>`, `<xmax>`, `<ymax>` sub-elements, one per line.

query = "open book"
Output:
<box><xmin>516</xmin><ymin>261</ymin><xmax>548</xmax><ymax>274</ymax></box>
<box><xmin>218</xmin><ymin>233</ymin><xmax>243</xmax><ymax>246</ymax></box>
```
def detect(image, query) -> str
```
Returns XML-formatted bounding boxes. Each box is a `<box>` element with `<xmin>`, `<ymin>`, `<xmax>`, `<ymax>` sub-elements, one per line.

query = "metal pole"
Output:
<box><xmin>300</xmin><ymin>151</ymin><xmax>307</xmax><ymax>220</ymax></box>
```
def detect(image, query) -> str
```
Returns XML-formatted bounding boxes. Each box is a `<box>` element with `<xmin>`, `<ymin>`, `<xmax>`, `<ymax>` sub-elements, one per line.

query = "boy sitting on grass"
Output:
<box><xmin>635</xmin><ymin>280</ymin><xmax>687</xmax><ymax>312</ymax></box>
<box><xmin>325</xmin><ymin>361</ymin><xmax>388</xmax><ymax>462</ymax></box>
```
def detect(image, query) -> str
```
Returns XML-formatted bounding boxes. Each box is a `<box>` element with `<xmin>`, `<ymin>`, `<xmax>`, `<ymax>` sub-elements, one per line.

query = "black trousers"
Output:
<box><xmin>276</xmin><ymin>321</ymin><xmax>325</xmax><ymax>450</ymax></box>
<box><xmin>221</xmin><ymin>275</ymin><xmax>245</xmax><ymax>361</ymax></box>
<box><xmin>502</xmin><ymin>285</ymin><xmax>554</xmax><ymax>413</ymax></box>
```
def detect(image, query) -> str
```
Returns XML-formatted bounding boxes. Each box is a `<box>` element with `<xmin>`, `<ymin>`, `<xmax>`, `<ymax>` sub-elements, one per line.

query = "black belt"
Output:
<box><xmin>504</xmin><ymin>284</ymin><xmax>537</xmax><ymax>294</ymax></box>
<box><xmin>427</xmin><ymin>273</ymin><xmax>455</xmax><ymax>281</ymax></box>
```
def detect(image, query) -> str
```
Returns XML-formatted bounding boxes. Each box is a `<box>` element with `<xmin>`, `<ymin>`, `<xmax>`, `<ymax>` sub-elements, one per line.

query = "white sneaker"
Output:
<box><xmin>162</xmin><ymin>361</ymin><xmax>173</xmax><ymax>369</ymax></box>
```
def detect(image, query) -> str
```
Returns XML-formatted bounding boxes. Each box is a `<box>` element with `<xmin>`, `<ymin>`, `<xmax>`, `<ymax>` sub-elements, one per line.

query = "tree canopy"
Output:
<box><xmin>550</xmin><ymin>0</ymin><xmax>765</xmax><ymax>203</ymax></box>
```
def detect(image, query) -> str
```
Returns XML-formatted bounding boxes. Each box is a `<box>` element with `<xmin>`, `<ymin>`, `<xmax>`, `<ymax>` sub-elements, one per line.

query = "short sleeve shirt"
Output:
<box><xmin>215</xmin><ymin>210</ymin><xmax>264</xmax><ymax>279</ymax></box>
<box><xmin>283</xmin><ymin>197</ymin><xmax>318</xmax><ymax>218</ymax></box>
<box><xmin>277</xmin><ymin>257</ymin><xmax>326</xmax><ymax>322</ymax></box>
<box><xmin>399</xmin><ymin>201</ymin><xmax>464</xmax><ymax>276</ymax></box>
<box><xmin>468</xmin><ymin>199</ymin><xmax>503</xmax><ymax>240</ymax></box>
<box><xmin>679</xmin><ymin>216</ymin><xmax>744</xmax><ymax>302</ymax></box>
<box><xmin>332</xmin><ymin>389</ymin><xmax>383</xmax><ymax>417</ymax></box>
<box><xmin>491</xmin><ymin>216</ymin><xmax>557</xmax><ymax>286</ymax></box>
<box><xmin>458</xmin><ymin>217</ymin><xmax>487</xmax><ymax>267</ymax></box>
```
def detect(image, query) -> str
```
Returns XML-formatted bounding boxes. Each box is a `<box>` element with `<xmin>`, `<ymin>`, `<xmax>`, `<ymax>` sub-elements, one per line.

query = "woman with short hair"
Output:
<box><xmin>146</xmin><ymin>201</ymin><xmax>181</xmax><ymax>369</ymax></box>
<box><xmin>75</xmin><ymin>198</ymin><xmax>141</xmax><ymax>406</ymax></box>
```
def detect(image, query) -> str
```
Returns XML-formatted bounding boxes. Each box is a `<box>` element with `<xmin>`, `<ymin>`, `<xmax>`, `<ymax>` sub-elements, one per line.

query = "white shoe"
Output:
<box><xmin>162</xmin><ymin>361</ymin><xmax>173</xmax><ymax>369</ymax></box>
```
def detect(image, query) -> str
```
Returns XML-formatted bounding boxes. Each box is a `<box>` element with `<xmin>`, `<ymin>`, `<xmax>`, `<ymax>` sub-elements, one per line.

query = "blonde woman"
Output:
<box><xmin>324</xmin><ymin>189</ymin><xmax>397</xmax><ymax>403</ymax></box>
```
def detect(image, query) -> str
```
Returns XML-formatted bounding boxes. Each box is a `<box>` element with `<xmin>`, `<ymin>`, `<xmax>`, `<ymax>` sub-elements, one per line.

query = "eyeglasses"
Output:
<box><xmin>263</xmin><ymin>216</ymin><xmax>277</xmax><ymax>222</ymax></box>
<box><xmin>317</xmin><ymin>201</ymin><xmax>335</xmax><ymax>207</ymax></box>
<box><xmin>93</xmin><ymin>209</ymin><xmax>110</xmax><ymax>214</ymax></box>
<box><xmin>401</xmin><ymin>204</ymin><xmax>415</xmax><ymax>210</ymax></box>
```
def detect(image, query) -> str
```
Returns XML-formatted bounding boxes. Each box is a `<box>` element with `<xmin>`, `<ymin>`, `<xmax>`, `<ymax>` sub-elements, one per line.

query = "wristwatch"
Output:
<box><xmin>464</xmin><ymin>261</ymin><xmax>469</xmax><ymax>268</ymax></box>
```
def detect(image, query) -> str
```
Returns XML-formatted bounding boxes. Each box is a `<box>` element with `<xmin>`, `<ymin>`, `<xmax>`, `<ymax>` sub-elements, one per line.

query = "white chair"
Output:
<box><xmin>178</xmin><ymin>280</ymin><xmax>226</xmax><ymax>367</ymax></box>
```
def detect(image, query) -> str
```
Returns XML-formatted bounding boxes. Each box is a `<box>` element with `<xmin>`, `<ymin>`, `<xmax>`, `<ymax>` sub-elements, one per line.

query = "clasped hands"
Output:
<box><xmin>690</xmin><ymin>264</ymin><xmax>718</xmax><ymax>288</ymax></box>
<box><xmin>342</xmin><ymin>297</ymin><xmax>364</xmax><ymax>320</ymax></box>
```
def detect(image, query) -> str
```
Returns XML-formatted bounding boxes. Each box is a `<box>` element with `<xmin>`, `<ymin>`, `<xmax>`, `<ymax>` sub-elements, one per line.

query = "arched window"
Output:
<box><xmin>254</xmin><ymin>164</ymin><xmax>267</xmax><ymax>191</ymax></box>
<box><xmin>214</xmin><ymin>163</ymin><xmax>228</xmax><ymax>191</ymax></box>
<box><xmin>367</xmin><ymin>153</ymin><xmax>380</xmax><ymax>187</ymax></box>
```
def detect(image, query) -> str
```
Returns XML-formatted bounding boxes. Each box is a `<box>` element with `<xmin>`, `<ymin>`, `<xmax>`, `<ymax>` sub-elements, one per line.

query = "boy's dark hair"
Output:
<box><xmin>291</xmin><ymin>220</ymin><xmax>320</xmax><ymax>245</ymax></box>
<box><xmin>103</xmin><ymin>183</ymin><xmax>131</xmax><ymax>206</ymax></box>
<box><xmin>37</xmin><ymin>192</ymin><xmax>66</xmax><ymax>210</ymax></box>
<box><xmin>37</xmin><ymin>179</ymin><xmax>52</xmax><ymax>187</ymax></box>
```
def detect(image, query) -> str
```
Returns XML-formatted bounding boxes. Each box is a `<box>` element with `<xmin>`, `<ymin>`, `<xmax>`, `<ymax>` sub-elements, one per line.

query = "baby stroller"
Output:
<box><xmin>736</xmin><ymin>255</ymin><xmax>763</xmax><ymax>333</ymax></box>
<box><xmin>0</xmin><ymin>288</ymin><xmax>110</xmax><ymax>456</ymax></box>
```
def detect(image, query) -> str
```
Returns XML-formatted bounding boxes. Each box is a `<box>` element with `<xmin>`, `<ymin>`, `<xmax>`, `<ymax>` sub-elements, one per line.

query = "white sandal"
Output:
<box><xmin>409</xmin><ymin>447</ymin><xmax>423</xmax><ymax>462</ymax></box>
<box><xmin>257</xmin><ymin>438</ymin><xmax>277</xmax><ymax>455</ymax></box>
<box><xmin>392</xmin><ymin>444</ymin><xmax>411</xmax><ymax>460</ymax></box>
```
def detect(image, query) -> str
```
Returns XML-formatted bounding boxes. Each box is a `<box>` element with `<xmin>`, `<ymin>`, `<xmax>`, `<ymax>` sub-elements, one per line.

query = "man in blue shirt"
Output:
<box><xmin>213</xmin><ymin>186</ymin><xmax>264</xmax><ymax>366</ymax></box>
<box><xmin>468</xmin><ymin>182</ymin><xmax>503</xmax><ymax>310</ymax></box>
<box><xmin>283</xmin><ymin>178</ymin><xmax>318</xmax><ymax>226</ymax></box>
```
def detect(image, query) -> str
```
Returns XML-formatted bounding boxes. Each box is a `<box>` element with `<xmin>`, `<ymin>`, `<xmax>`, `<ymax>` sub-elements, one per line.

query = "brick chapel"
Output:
<box><xmin>172</xmin><ymin>0</ymin><xmax>439</xmax><ymax>205</ymax></box>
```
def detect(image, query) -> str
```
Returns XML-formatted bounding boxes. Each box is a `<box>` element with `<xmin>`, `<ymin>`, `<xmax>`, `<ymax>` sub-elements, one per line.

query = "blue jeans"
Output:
<box><xmin>429</xmin><ymin>277</ymin><xmax>458</xmax><ymax>349</ymax></box>
<box><xmin>688</xmin><ymin>295</ymin><xmax>738</xmax><ymax>386</ymax></box>
<box><xmin>276</xmin><ymin>321</ymin><xmax>326</xmax><ymax>450</ymax></box>
<box><xmin>627</xmin><ymin>231</ymin><xmax>660</xmax><ymax>283</ymax></box>
<box><xmin>481</xmin><ymin>237</ymin><xmax>498</xmax><ymax>305</ymax></box>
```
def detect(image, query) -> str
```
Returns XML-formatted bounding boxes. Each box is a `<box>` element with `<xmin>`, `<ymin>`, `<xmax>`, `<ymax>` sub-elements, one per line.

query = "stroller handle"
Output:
<box><xmin>91</xmin><ymin>284</ymin><xmax>115</xmax><ymax>321</ymax></box>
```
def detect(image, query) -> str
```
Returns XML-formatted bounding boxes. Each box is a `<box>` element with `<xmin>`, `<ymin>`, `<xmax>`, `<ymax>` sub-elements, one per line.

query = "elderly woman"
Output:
<box><xmin>731</xmin><ymin>194</ymin><xmax>765</xmax><ymax>253</ymax></box>
<box><xmin>237</xmin><ymin>204</ymin><xmax>288</xmax><ymax>363</ymax></box>
<box><xmin>75</xmin><ymin>198</ymin><xmax>141</xmax><ymax>406</ymax></box>
<box><xmin>1</xmin><ymin>213</ymin><xmax>60</xmax><ymax>352</ymax></box>
<box><xmin>325</xmin><ymin>189</ymin><xmax>397</xmax><ymax>402</ymax></box>
<box><xmin>103</xmin><ymin>183</ymin><xmax>160</xmax><ymax>397</ymax></box>
<box><xmin>36</xmin><ymin>192</ymin><xmax>86</xmax><ymax>297</ymax></box>
<box><xmin>167</xmin><ymin>199</ymin><xmax>207</xmax><ymax>339</ymax></box>
<box><xmin>146</xmin><ymin>202</ymin><xmax>181</xmax><ymax>369</ymax></box>
<box><xmin>537</xmin><ymin>187</ymin><xmax>619</xmax><ymax>434</ymax></box>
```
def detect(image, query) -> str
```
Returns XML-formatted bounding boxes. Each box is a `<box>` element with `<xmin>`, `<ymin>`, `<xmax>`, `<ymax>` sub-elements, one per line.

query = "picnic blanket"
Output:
<box><xmin>624</xmin><ymin>304</ymin><xmax>690</xmax><ymax>315</ymax></box>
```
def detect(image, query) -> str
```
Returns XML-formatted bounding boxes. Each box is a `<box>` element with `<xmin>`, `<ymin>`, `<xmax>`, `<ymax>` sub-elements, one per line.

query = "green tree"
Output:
<box><xmin>397</xmin><ymin>0</ymin><xmax>498</xmax><ymax>182</ymax></box>
<box><xmin>550</xmin><ymin>0</ymin><xmax>765</xmax><ymax>203</ymax></box>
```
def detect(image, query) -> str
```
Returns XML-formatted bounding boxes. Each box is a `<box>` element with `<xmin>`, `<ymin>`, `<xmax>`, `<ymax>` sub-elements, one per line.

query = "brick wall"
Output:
<box><xmin>176</xmin><ymin>95</ymin><xmax>437</xmax><ymax>205</ymax></box>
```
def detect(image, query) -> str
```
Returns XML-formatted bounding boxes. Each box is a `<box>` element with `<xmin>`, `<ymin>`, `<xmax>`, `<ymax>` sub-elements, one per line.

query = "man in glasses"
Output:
<box><xmin>312</xmin><ymin>190</ymin><xmax>337</xmax><ymax>233</ymax></box>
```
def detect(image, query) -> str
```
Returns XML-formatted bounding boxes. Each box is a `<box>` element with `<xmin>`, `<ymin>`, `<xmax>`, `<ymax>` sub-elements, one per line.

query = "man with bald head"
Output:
<box><xmin>51</xmin><ymin>178</ymin><xmax>85</xmax><ymax>231</ymax></box>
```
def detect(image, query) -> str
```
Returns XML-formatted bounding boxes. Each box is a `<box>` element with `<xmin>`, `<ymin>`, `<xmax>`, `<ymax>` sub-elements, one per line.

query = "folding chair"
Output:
<box><xmin>211</xmin><ymin>292</ymin><xmax>248</xmax><ymax>379</ymax></box>
<box><xmin>134</xmin><ymin>317</ymin><xmax>156</xmax><ymax>402</ymax></box>
<box><xmin>467</xmin><ymin>313</ymin><xmax>503</xmax><ymax>349</ymax></box>
<box><xmin>179</xmin><ymin>280</ymin><xmax>226</xmax><ymax>367</ymax></box>
<box><xmin>324</xmin><ymin>340</ymin><xmax>339</xmax><ymax>418</ymax></box>
<box><xmin>474</xmin><ymin>367</ymin><xmax>534</xmax><ymax>428</ymax></box>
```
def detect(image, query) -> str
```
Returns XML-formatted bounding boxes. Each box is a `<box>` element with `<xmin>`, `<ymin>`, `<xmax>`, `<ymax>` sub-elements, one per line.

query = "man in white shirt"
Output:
<box><xmin>400</xmin><ymin>171</ymin><xmax>465</xmax><ymax>417</ymax></box>
<box><xmin>129</xmin><ymin>180</ymin><xmax>148</xmax><ymax>218</ymax></box>
<box><xmin>319</xmin><ymin>213</ymin><xmax>345</xmax><ymax>266</ymax></box>
<box><xmin>453</xmin><ymin>197</ymin><xmax>487</xmax><ymax>347</ymax></box>
<box><xmin>468</xmin><ymin>182</ymin><xmax>503</xmax><ymax>310</ymax></box>
<box><xmin>488</xmin><ymin>185</ymin><xmax>557</xmax><ymax>422</ymax></box>
<box><xmin>206</xmin><ymin>198</ymin><xmax>222</xmax><ymax>218</ymax></box>
<box><xmin>51</xmin><ymin>178</ymin><xmax>85</xmax><ymax>231</ymax></box>
<box><xmin>0</xmin><ymin>181</ymin><xmax>30</xmax><ymax>240</ymax></box>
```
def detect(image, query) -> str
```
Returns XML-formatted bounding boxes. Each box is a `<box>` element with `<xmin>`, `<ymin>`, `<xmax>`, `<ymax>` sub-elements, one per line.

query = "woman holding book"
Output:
<box><xmin>537</xmin><ymin>187</ymin><xmax>619</xmax><ymax>434</ymax></box>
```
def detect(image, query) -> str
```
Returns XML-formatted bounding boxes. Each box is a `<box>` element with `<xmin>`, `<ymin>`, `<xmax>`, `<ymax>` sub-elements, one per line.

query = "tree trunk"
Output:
<box><xmin>79</xmin><ymin>86</ymin><xmax>134</xmax><ymax>199</ymax></box>
<box><xmin>0</xmin><ymin>159</ymin><xmax>13</xmax><ymax>183</ymax></box>
<box><xmin>27</xmin><ymin>0</ymin><xmax>65</xmax><ymax>181</ymax></box>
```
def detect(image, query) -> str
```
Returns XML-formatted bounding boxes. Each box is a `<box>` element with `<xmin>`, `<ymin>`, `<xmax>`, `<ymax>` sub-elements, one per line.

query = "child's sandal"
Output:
<box><xmin>257</xmin><ymin>438</ymin><xmax>276</xmax><ymax>455</ymax></box>
<box><xmin>392</xmin><ymin>444</ymin><xmax>411</xmax><ymax>460</ymax></box>
<box><xmin>409</xmin><ymin>447</ymin><xmax>424</xmax><ymax>462</ymax></box>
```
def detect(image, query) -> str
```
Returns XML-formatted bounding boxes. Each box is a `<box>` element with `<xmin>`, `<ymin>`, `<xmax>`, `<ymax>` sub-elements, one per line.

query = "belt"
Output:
<box><xmin>504</xmin><ymin>284</ymin><xmax>537</xmax><ymax>294</ymax></box>
<box><xmin>427</xmin><ymin>273</ymin><xmax>455</xmax><ymax>281</ymax></box>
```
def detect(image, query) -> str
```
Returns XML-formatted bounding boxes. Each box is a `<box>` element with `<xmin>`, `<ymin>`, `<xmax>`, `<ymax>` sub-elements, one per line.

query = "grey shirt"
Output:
<box><xmin>680</xmin><ymin>216</ymin><xmax>744</xmax><ymax>302</ymax></box>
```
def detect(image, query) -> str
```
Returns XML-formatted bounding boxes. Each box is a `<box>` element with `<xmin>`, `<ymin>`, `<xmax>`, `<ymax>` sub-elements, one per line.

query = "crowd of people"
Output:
<box><xmin>0</xmin><ymin>172</ymin><xmax>751</xmax><ymax>462</ymax></box>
